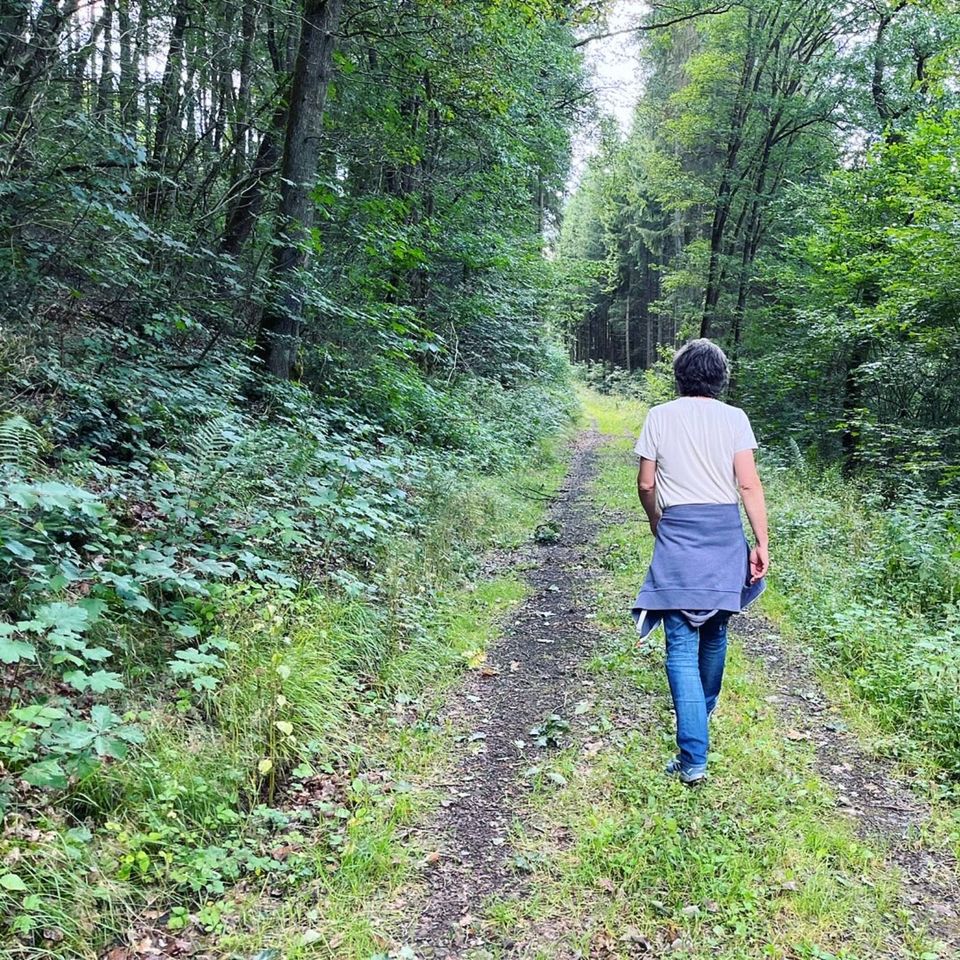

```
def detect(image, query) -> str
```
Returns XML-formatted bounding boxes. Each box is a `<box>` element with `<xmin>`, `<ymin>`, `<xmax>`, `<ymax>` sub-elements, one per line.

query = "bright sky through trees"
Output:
<box><xmin>569</xmin><ymin>1</ymin><xmax>645</xmax><ymax>189</ymax></box>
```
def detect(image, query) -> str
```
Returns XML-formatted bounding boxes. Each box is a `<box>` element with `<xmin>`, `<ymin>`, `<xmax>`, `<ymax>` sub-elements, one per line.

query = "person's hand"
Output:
<box><xmin>649</xmin><ymin>513</ymin><xmax>660</xmax><ymax>536</ymax></box>
<box><xmin>749</xmin><ymin>543</ymin><xmax>769</xmax><ymax>583</ymax></box>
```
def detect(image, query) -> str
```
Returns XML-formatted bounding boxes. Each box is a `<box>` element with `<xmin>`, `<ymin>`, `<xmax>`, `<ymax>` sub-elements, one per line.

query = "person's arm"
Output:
<box><xmin>734</xmin><ymin>448</ymin><xmax>769</xmax><ymax>582</ymax></box>
<box><xmin>637</xmin><ymin>457</ymin><xmax>660</xmax><ymax>535</ymax></box>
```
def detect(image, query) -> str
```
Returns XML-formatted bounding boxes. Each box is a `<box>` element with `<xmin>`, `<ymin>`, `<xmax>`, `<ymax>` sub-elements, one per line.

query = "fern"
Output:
<box><xmin>185</xmin><ymin>413</ymin><xmax>241</xmax><ymax>463</ymax></box>
<box><xmin>787</xmin><ymin>437</ymin><xmax>804</xmax><ymax>467</ymax></box>
<box><xmin>0</xmin><ymin>415</ymin><xmax>45</xmax><ymax>470</ymax></box>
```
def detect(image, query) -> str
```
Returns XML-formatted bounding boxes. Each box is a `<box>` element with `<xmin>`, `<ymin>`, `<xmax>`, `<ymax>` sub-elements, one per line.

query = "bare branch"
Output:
<box><xmin>573</xmin><ymin>4</ymin><xmax>733</xmax><ymax>48</ymax></box>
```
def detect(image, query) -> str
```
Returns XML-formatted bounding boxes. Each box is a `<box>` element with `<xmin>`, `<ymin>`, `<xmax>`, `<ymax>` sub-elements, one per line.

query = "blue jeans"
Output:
<box><xmin>663</xmin><ymin>611</ymin><xmax>729</xmax><ymax>778</ymax></box>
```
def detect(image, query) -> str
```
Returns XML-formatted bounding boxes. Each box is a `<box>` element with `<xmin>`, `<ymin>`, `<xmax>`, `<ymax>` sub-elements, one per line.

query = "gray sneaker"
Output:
<box><xmin>665</xmin><ymin>756</ymin><xmax>707</xmax><ymax>785</ymax></box>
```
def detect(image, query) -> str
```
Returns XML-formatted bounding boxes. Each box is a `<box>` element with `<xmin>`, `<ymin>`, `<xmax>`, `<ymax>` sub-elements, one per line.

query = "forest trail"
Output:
<box><xmin>394</xmin><ymin>411</ymin><xmax>960</xmax><ymax>959</ymax></box>
<box><xmin>408</xmin><ymin>426</ymin><xmax>607</xmax><ymax>955</ymax></box>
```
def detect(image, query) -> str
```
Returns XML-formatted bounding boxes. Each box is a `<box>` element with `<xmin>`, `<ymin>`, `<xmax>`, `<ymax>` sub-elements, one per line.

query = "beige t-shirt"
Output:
<box><xmin>635</xmin><ymin>397</ymin><xmax>757</xmax><ymax>509</ymax></box>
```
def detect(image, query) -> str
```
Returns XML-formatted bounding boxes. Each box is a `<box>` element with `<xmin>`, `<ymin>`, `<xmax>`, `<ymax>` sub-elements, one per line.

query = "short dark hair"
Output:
<box><xmin>673</xmin><ymin>338</ymin><xmax>730</xmax><ymax>398</ymax></box>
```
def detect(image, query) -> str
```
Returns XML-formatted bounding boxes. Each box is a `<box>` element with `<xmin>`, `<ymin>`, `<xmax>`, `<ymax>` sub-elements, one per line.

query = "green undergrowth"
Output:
<box><xmin>2</xmin><ymin>463</ymin><xmax>561</xmax><ymax>956</ymax></box>
<box><xmin>483</xmin><ymin>391</ymin><xmax>945</xmax><ymax>960</ymax></box>
<box><xmin>0</xmin><ymin>326</ymin><xmax>574</xmax><ymax>956</ymax></box>
<box><xmin>759</xmin><ymin>465</ymin><xmax>960</xmax><ymax>791</ymax></box>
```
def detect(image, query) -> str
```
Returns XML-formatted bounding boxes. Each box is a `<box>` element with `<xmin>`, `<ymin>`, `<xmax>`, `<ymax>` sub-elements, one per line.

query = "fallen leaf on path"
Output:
<box><xmin>465</xmin><ymin>648</ymin><xmax>486</xmax><ymax>668</ymax></box>
<box><xmin>785</xmin><ymin>729</ymin><xmax>808</xmax><ymax>741</ymax></box>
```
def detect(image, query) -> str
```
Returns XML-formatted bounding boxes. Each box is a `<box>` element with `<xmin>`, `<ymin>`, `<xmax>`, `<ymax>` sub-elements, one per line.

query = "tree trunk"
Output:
<box><xmin>95</xmin><ymin>0</ymin><xmax>114</xmax><ymax>121</ymax></box>
<box><xmin>220</xmin><ymin>104</ymin><xmax>286</xmax><ymax>256</ymax></box>
<box><xmin>624</xmin><ymin>264</ymin><xmax>632</xmax><ymax>373</ymax></box>
<box><xmin>117</xmin><ymin>0</ymin><xmax>136</xmax><ymax>130</ymax></box>
<box><xmin>2</xmin><ymin>0</ymin><xmax>81</xmax><ymax>134</ymax></box>
<box><xmin>256</xmin><ymin>0</ymin><xmax>343</xmax><ymax>380</ymax></box>
<box><xmin>146</xmin><ymin>0</ymin><xmax>189</xmax><ymax>216</ymax></box>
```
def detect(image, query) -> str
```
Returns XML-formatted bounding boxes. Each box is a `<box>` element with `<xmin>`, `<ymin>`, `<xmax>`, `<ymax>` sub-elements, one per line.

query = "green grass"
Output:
<box><xmin>480</xmin><ymin>390</ymin><xmax>945</xmax><ymax>960</ymax></box>
<box><xmin>0</xmin><ymin>427</ymin><xmax>572</xmax><ymax>958</ymax></box>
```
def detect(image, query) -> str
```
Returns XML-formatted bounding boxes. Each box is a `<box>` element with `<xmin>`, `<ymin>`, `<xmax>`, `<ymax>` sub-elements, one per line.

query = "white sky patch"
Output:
<box><xmin>568</xmin><ymin>1</ymin><xmax>648</xmax><ymax>193</ymax></box>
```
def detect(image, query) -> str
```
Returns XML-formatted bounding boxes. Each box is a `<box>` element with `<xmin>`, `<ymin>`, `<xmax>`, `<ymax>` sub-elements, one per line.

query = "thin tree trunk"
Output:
<box><xmin>146</xmin><ymin>0</ymin><xmax>189</xmax><ymax>216</ymax></box>
<box><xmin>624</xmin><ymin>264</ymin><xmax>632</xmax><ymax>373</ymax></box>
<box><xmin>95</xmin><ymin>0</ymin><xmax>113</xmax><ymax>121</ymax></box>
<box><xmin>2</xmin><ymin>0</ymin><xmax>81</xmax><ymax>134</ymax></box>
<box><xmin>220</xmin><ymin>103</ymin><xmax>286</xmax><ymax>256</ymax></box>
<box><xmin>117</xmin><ymin>0</ymin><xmax>136</xmax><ymax>130</ymax></box>
<box><xmin>256</xmin><ymin>0</ymin><xmax>343</xmax><ymax>379</ymax></box>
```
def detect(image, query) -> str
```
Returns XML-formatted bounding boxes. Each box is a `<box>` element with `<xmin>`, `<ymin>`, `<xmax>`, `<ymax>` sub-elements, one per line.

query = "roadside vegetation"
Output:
<box><xmin>0</xmin><ymin>342</ymin><xmax>573</xmax><ymax>953</ymax></box>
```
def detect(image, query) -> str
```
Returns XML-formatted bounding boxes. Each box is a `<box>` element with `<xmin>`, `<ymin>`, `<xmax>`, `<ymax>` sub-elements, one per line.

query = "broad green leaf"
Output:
<box><xmin>20</xmin><ymin>759</ymin><xmax>67</xmax><ymax>789</ymax></box>
<box><xmin>0</xmin><ymin>637</ymin><xmax>36</xmax><ymax>664</ymax></box>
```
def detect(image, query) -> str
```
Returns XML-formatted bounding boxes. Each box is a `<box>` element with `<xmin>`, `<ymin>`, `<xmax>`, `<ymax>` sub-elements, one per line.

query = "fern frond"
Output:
<box><xmin>0</xmin><ymin>415</ymin><xmax>45</xmax><ymax>469</ymax></box>
<box><xmin>185</xmin><ymin>414</ymin><xmax>241</xmax><ymax>462</ymax></box>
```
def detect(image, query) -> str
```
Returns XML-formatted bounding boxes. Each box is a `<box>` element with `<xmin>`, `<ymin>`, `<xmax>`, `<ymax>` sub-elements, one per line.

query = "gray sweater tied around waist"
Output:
<box><xmin>631</xmin><ymin>502</ymin><xmax>765</xmax><ymax>639</ymax></box>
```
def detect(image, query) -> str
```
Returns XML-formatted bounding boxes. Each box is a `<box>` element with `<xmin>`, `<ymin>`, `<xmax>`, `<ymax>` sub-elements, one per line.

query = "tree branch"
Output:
<box><xmin>573</xmin><ymin>5</ymin><xmax>732</xmax><ymax>47</ymax></box>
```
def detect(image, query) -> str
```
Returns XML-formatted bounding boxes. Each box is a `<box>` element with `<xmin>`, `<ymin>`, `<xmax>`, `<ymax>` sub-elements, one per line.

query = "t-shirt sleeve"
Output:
<box><xmin>635</xmin><ymin>409</ymin><xmax>659</xmax><ymax>460</ymax></box>
<box><xmin>734</xmin><ymin>409</ymin><xmax>758</xmax><ymax>452</ymax></box>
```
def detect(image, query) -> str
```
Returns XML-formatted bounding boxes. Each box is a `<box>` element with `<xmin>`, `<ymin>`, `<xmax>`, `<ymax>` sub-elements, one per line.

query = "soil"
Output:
<box><xmin>409</xmin><ymin>427</ymin><xmax>606</xmax><ymax>957</ymax></box>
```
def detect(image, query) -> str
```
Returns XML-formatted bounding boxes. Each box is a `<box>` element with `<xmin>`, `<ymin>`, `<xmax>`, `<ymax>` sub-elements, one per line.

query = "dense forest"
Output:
<box><xmin>564</xmin><ymin>0</ymin><xmax>960</xmax><ymax>482</ymax></box>
<box><xmin>2</xmin><ymin>0</ymin><xmax>960</xmax><ymax>956</ymax></box>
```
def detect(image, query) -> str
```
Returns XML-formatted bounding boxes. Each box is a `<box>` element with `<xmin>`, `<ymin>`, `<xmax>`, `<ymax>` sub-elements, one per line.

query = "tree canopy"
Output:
<box><xmin>562</xmin><ymin>0</ymin><xmax>960</xmax><ymax>485</ymax></box>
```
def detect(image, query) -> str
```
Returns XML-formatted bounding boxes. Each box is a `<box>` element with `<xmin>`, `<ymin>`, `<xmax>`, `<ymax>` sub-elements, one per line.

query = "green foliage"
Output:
<box><xmin>762</xmin><ymin>459</ymin><xmax>960</xmax><ymax>783</ymax></box>
<box><xmin>743</xmin><ymin>109</ymin><xmax>960</xmax><ymax>486</ymax></box>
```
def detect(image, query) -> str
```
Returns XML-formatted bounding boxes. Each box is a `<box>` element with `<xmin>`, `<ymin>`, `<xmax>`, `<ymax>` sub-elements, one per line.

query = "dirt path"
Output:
<box><xmin>735</xmin><ymin>615</ymin><xmax>960</xmax><ymax>949</ymax></box>
<box><xmin>408</xmin><ymin>428</ymin><xmax>606</xmax><ymax>957</ymax></box>
<box><xmin>402</xmin><ymin>425</ymin><xmax>959</xmax><ymax>958</ymax></box>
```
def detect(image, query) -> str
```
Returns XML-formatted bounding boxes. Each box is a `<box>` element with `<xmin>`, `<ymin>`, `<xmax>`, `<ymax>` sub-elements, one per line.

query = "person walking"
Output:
<box><xmin>631</xmin><ymin>338</ymin><xmax>769</xmax><ymax>785</ymax></box>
